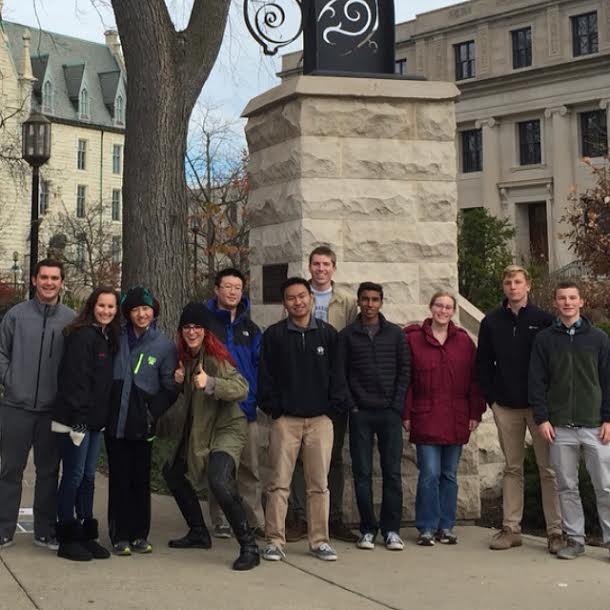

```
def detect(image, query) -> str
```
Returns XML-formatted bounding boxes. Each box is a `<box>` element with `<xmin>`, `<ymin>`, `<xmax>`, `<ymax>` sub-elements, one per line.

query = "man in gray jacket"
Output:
<box><xmin>0</xmin><ymin>259</ymin><xmax>75</xmax><ymax>549</ymax></box>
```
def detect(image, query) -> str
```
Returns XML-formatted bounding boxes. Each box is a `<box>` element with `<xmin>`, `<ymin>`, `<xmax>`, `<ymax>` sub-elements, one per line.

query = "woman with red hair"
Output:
<box><xmin>162</xmin><ymin>302</ymin><xmax>259</xmax><ymax>571</ymax></box>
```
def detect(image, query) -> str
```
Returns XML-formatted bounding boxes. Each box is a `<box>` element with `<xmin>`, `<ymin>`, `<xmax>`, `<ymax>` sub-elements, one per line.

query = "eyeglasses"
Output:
<box><xmin>218</xmin><ymin>284</ymin><xmax>243</xmax><ymax>293</ymax></box>
<box><xmin>182</xmin><ymin>324</ymin><xmax>204</xmax><ymax>332</ymax></box>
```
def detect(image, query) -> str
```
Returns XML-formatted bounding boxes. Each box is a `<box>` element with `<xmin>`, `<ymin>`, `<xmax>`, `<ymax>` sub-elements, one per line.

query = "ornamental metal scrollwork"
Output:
<box><xmin>317</xmin><ymin>0</ymin><xmax>380</xmax><ymax>54</ymax></box>
<box><xmin>243</xmin><ymin>0</ymin><xmax>303</xmax><ymax>56</ymax></box>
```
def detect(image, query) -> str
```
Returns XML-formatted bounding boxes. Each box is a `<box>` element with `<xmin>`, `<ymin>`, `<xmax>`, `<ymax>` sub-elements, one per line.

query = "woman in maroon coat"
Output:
<box><xmin>403</xmin><ymin>291</ymin><xmax>485</xmax><ymax>547</ymax></box>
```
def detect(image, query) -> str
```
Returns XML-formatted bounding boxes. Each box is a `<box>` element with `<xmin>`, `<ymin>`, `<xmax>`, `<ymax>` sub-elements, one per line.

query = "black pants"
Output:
<box><xmin>289</xmin><ymin>410</ymin><xmax>347</xmax><ymax>523</ymax></box>
<box><xmin>105</xmin><ymin>435</ymin><xmax>152</xmax><ymax>543</ymax></box>
<box><xmin>163</xmin><ymin>450</ymin><xmax>253</xmax><ymax>545</ymax></box>
<box><xmin>349</xmin><ymin>408</ymin><xmax>403</xmax><ymax>536</ymax></box>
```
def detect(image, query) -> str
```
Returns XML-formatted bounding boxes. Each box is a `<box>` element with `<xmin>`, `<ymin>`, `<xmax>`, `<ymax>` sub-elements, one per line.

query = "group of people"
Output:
<box><xmin>0</xmin><ymin>247</ymin><xmax>608</xmax><ymax>574</ymax></box>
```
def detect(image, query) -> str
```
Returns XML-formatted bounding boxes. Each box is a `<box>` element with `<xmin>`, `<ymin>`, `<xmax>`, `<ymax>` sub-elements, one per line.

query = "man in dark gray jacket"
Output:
<box><xmin>0</xmin><ymin>259</ymin><xmax>75</xmax><ymax>549</ymax></box>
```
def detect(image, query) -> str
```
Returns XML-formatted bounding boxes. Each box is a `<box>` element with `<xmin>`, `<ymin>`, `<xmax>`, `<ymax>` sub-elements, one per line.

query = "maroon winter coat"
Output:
<box><xmin>403</xmin><ymin>319</ymin><xmax>485</xmax><ymax>446</ymax></box>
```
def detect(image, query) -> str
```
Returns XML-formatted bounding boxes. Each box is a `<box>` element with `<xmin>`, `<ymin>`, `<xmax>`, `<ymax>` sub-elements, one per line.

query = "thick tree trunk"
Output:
<box><xmin>111</xmin><ymin>0</ymin><xmax>230</xmax><ymax>331</ymax></box>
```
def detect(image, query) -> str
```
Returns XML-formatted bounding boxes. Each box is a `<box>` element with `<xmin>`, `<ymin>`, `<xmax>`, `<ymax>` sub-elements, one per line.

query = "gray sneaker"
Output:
<box><xmin>356</xmin><ymin>533</ymin><xmax>375</xmax><ymax>550</ymax></box>
<box><xmin>34</xmin><ymin>535</ymin><xmax>59</xmax><ymax>551</ymax></box>
<box><xmin>0</xmin><ymin>536</ymin><xmax>14</xmax><ymax>549</ymax></box>
<box><xmin>213</xmin><ymin>524</ymin><xmax>232</xmax><ymax>539</ymax></box>
<box><xmin>262</xmin><ymin>543</ymin><xmax>285</xmax><ymax>561</ymax></box>
<box><xmin>310</xmin><ymin>542</ymin><xmax>338</xmax><ymax>561</ymax></box>
<box><xmin>385</xmin><ymin>531</ymin><xmax>404</xmax><ymax>551</ymax></box>
<box><xmin>556</xmin><ymin>538</ymin><xmax>585</xmax><ymax>560</ymax></box>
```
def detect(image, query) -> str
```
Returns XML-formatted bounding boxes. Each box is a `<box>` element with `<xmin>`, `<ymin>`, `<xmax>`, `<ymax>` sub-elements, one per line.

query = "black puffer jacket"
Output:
<box><xmin>339</xmin><ymin>314</ymin><xmax>410</xmax><ymax>412</ymax></box>
<box><xmin>53</xmin><ymin>325</ymin><xmax>114</xmax><ymax>431</ymax></box>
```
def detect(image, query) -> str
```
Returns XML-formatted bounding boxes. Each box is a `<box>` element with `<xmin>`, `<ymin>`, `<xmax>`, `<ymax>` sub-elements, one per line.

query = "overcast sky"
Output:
<box><xmin>3</xmin><ymin>0</ymin><xmax>463</xmax><ymax>119</ymax></box>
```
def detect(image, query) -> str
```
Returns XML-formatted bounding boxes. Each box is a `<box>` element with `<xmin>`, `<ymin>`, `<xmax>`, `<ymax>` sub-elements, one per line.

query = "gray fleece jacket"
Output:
<box><xmin>0</xmin><ymin>298</ymin><xmax>75</xmax><ymax>412</ymax></box>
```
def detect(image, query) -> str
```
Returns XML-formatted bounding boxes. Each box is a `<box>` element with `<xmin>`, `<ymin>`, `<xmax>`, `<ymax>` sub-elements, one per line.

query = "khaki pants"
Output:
<box><xmin>265</xmin><ymin>415</ymin><xmax>333</xmax><ymax>549</ymax></box>
<box><xmin>492</xmin><ymin>404</ymin><xmax>562</xmax><ymax>535</ymax></box>
<box><xmin>209</xmin><ymin>420</ymin><xmax>265</xmax><ymax>530</ymax></box>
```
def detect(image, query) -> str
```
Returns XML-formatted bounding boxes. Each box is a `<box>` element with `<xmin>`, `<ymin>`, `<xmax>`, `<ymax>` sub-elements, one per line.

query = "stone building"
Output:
<box><xmin>0</xmin><ymin>7</ymin><xmax>125</xmax><ymax>287</ymax></box>
<box><xmin>282</xmin><ymin>0</ymin><xmax>610</xmax><ymax>272</ymax></box>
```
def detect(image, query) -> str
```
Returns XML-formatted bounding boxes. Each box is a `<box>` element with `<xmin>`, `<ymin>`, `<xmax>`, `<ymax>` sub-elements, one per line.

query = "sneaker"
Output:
<box><xmin>435</xmin><ymin>529</ymin><xmax>458</xmax><ymax>545</ymax></box>
<box><xmin>131</xmin><ymin>538</ymin><xmax>153</xmax><ymax>553</ymax></box>
<box><xmin>213</xmin><ymin>524</ymin><xmax>232</xmax><ymax>539</ymax></box>
<box><xmin>556</xmin><ymin>538</ymin><xmax>585</xmax><ymax>560</ymax></box>
<box><xmin>285</xmin><ymin>518</ymin><xmax>308</xmax><ymax>542</ymax></box>
<box><xmin>417</xmin><ymin>531</ymin><xmax>435</xmax><ymax>546</ymax></box>
<box><xmin>310</xmin><ymin>542</ymin><xmax>338</xmax><ymax>561</ymax></box>
<box><xmin>356</xmin><ymin>533</ymin><xmax>376</xmax><ymax>550</ymax></box>
<box><xmin>113</xmin><ymin>541</ymin><xmax>132</xmax><ymax>556</ymax></box>
<box><xmin>547</xmin><ymin>533</ymin><xmax>565</xmax><ymax>555</ymax></box>
<box><xmin>0</xmin><ymin>536</ymin><xmax>14</xmax><ymax>549</ymax></box>
<box><xmin>262</xmin><ymin>543</ymin><xmax>286</xmax><ymax>562</ymax></box>
<box><xmin>329</xmin><ymin>520</ymin><xmax>358</xmax><ymax>543</ymax></box>
<box><xmin>489</xmin><ymin>527</ymin><xmax>522</xmax><ymax>550</ymax></box>
<box><xmin>34</xmin><ymin>535</ymin><xmax>59</xmax><ymax>551</ymax></box>
<box><xmin>385</xmin><ymin>531</ymin><xmax>404</xmax><ymax>551</ymax></box>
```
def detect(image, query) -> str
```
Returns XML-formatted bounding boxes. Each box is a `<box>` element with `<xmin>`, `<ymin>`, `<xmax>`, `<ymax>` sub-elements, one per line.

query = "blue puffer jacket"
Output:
<box><xmin>206</xmin><ymin>297</ymin><xmax>261</xmax><ymax>422</ymax></box>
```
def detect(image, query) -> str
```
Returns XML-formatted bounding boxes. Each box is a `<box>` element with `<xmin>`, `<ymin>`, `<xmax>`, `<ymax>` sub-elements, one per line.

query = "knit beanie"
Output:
<box><xmin>178</xmin><ymin>302</ymin><xmax>214</xmax><ymax>330</ymax></box>
<box><xmin>120</xmin><ymin>286</ymin><xmax>160</xmax><ymax>318</ymax></box>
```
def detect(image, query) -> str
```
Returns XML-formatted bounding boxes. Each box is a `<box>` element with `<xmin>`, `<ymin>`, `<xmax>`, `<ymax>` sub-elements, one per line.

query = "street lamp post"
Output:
<box><xmin>11</xmin><ymin>251</ymin><xmax>20</xmax><ymax>293</ymax></box>
<box><xmin>22</xmin><ymin>112</ymin><xmax>52</xmax><ymax>299</ymax></box>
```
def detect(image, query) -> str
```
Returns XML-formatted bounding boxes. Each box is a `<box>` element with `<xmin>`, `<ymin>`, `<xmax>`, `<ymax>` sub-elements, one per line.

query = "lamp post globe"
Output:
<box><xmin>22</xmin><ymin>112</ymin><xmax>52</xmax><ymax>298</ymax></box>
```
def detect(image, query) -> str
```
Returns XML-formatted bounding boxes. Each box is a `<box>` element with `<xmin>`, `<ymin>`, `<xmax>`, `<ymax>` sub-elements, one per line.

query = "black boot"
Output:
<box><xmin>168</xmin><ymin>527</ymin><xmax>212</xmax><ymax>549</ymax></box>
<box><xmin>232</xmin><ymin>521</ymin><xmax>260</xmax><ymax>571</ymax></box>
<box><xmin>56</xmin><ymin>520</ymin><xmax>93</xmax><ymax>562</ymax></box>
<box><xmin>81</xmin><ymin>518</ymin><xmax>111</xmax><ymax>559</ymax></box>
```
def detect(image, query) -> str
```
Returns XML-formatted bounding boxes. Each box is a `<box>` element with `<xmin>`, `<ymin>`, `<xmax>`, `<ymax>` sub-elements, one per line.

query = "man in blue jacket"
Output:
<box><xmin>206</xmin><ymin>268</ymin><xmax>264</xmax><ymax>537</ymax></box>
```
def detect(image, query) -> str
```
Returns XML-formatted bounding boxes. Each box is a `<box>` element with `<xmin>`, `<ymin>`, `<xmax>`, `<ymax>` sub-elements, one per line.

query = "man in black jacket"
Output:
<box><xmin>339</xmin><ymin>282</ymin><xmax>410</xmax><ymax>551</ymax></box>
<box><xmin>476</xmin><ymin>265</ymin><xmax>562</xmax><ymax>553</ymax></box>
<box><xmin>258</xmin><ymin>278</ymin><xmax>343</xmax><ymax>563</ymax></box>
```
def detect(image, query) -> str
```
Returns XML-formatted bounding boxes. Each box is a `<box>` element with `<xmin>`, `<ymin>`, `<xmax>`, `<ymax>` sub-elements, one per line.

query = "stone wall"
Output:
<box><xmin>243</xmin><ymin>75</ymin><xmax>482</xmax><ymax>522</ymax></box>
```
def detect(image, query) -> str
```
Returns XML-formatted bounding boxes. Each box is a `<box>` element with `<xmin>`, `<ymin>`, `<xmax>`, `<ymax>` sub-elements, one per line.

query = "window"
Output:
<box><xmin>42</xmin><ymin>81</ymin><xmax>53</xmax><ymax>113</ymax></box>
<box><xmin>79</xmin><ymin>88</ymin><xmax>89</xmax><ymax>117</ymax></box>
<box><xmin>39</xmin><ymin>180</ymin><xmax>50</xmax><ymax>215</ymax></box>
<box><xmin>518</xmin><ymin>120</ymin><xmax>541</xmax><ymax>165</ymax></box>
<box><xmin>461</xmin><ymin>129</ymin><xmax>482</xmax><ymax>173</ymax></box>
<box><xmin>112</xmin><ymin>144</ymin><xmax>122</xmax><ymax>174</ymax></box>
<box><xmin>115</xmin><ymin>95</ymin><xmax>124</xmax><ymax>124</ymax></box>
<box><xmin>112</xmin><ymin>236</ymin><xmax>121</xmax><ymax>264</ymax></box>
<box><xmin>511</xmin><ymin>27</ymin><xmax>532</xmax><ymax>69</ymax></box>
<box><xmin>76</xmin><ymin>185</ymin><xmax>86</xmax><ymax>218</ymax></box>
<box><xmin>580</xmin><ymin>110</ymin><xmax>608</xmax><ymax>157</ymax></box>
<box><xmin>394</xmin><ymin>59</ymin><xmax>407</xmax><ymax>75</ymax></box>
<box><xmin>77</xmin><ymin>139</ymin><xmax>87</xmax><ymax>170</ymax></box>
<box><xmin>111</xmin><ymin>189</ymin><xmax>121</xmax><ymax>221</ymax></box>
<box><xmin>572</xmin><ymin>12</ymin><xmax>598</xmax><ymax>57</ymax></box>
<box><xmin>454</xmin><ymin>41</ymin><xmax>475</xmax><ymax>81</ymax></box>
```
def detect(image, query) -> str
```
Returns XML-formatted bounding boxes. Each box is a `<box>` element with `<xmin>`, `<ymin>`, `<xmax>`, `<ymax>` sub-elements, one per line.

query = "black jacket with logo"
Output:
<box><xmin>476</xmin><ymin>300</ymin><xmax>554</xmax><ymax>408</ymax></box>
<box><xmin>339</xmin><ymin>314</ymin><xmax>410</xmax><ymax>412</ymax></box>
<box><xmin>53</xmin><ymin>325</ymin><xmax>114</xmax><ymax>431</ymax></box>
<box><xmin>257</xmin><ymin>317</ymin><xmax>345</xmax><ymax>418</ymax></box>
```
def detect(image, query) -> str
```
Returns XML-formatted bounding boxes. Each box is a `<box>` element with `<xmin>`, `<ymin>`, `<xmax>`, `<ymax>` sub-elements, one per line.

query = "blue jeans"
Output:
<box><xmin>415</xmin><ymin>444</ymin><xmax>462</xmax><ymax>532</ymax></box>
<box><xmin>57</xmin><ymin>431</ymin><xmax>102</xmax><ymax>523</ymax></box>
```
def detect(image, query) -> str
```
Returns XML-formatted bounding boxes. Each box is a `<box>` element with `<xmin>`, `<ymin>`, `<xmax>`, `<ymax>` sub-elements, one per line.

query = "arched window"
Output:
<box><xmin>79</xmin><ymin>88</ymin><xmax>89</xmax><ymax>118</ymax></box>
<box><xmin>115</xmin><ymin>95</ymin><xmax>124</xmax><ymax>124</ymax></box>
<box><xmin>42</xmin><ymin>81</ymin><xmax>53</xmax><ymax>113</ymax></box>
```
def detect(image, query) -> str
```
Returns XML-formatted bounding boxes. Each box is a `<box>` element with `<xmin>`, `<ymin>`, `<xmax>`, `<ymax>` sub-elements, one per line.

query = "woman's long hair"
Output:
<box><xmin>64</xmin><ymin>286</ymin><xmax>121</xmax><ymax>351</ymax></box>
<box><xmin>176</xmin><ymin>328</ymin><xmax>235</xmax><ymax>368</ymax></box>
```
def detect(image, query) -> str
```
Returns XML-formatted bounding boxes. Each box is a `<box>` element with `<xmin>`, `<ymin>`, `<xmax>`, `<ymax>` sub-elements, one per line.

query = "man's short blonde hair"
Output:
<box><xmin>502</xmin><ymin>264</ymin><xmax>531</xmax><ymax>283</ymax></box>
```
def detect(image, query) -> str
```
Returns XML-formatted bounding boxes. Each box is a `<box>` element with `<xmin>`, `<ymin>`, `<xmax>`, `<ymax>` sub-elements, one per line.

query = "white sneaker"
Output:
<box><xmin>262</xmin><ymin>543</ymin><xmax>286</xmax><ymax>561</ymax></box>
<box><xmin>385</xmin><ymin>531</ymin><xmax>404</xmax><ymax>551</ymax></box>
<box><xmin>356</xmin><ymin>533</ymin><xmax>375</xmax><ymax>550</ymax></box>
<box><xmin>34</xmin><ymin>535</ymin><xmax>59</xmax><ymax>551</ymax></box>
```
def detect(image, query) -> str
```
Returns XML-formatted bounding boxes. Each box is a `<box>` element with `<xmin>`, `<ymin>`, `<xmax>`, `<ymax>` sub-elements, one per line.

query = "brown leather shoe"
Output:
<box><xmin>285</xmin><ymin>519</ymin><xmax>308</xmax><ymax>542</ymax></box>
<box><xmin>547</xmin><ymin>533</ymin><xmax>565</xmax><ymax>555</ymax></box>
<box><xmin>489</xmin><ymin>527</ymin><xmax>522</xmax><ymax>550</ymax></box>
<box><xmin>329</xmin><ymin>520</ymin><xmax>358</xmax><ymax>543</ymax></box>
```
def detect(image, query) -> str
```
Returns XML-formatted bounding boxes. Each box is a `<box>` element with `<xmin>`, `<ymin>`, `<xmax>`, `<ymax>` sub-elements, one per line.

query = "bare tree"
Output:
<box><xmin>110</xmin><ymin>0</ymin><xmax>231</xmax><ymax>329</ymax></box>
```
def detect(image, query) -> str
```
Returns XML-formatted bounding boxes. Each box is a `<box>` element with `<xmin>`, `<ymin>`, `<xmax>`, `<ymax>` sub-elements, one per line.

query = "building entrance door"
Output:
<box><xmin>528</xmin><ymin>202</ymin><xmax>549</xmax><ymax>266</ymax></box>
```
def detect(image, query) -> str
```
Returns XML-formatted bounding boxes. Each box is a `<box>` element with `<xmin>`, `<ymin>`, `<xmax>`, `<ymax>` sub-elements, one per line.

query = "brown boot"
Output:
<box><xmin>489</xmin><ymin>527</ymin><xmax>522</xmax><ymax>550</ymax></box>
<box><xmin>285</xmin><ymin>518</ymin><xmax>307</xmax><ymax>542</ymax></box>
<box><xmin>329</xmin><ymin>520</ymin><xmax>358</xmax><ymax>543</ymax></box>
<box><xmin>547</xmin><ymin>533</ymin><xmax>565</xmax><ymax>555</ymax></box>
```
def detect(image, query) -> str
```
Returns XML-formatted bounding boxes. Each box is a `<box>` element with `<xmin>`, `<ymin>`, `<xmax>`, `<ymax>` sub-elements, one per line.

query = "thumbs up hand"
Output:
<box><xmin>193</xmin><ymin>363</ymin><xmax>208</xmax><ymax>390</ymax></box>
<box><xmin>174</xmin><ymin>360</ymin><xmax>186</xmax><ymax>384</ymax></box>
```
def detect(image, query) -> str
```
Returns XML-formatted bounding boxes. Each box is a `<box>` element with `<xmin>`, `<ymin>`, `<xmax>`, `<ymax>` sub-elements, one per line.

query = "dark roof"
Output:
<box><xmin>2</xmin><ymin>21</ymin><xmax>126</xmax><ymax>129</ymax></box>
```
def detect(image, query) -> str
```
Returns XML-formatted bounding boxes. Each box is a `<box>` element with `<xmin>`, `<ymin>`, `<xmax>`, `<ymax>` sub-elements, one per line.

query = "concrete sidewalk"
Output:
<box><xmin>1</xmin><ymin>460</ymin><xmax>608</xmax><ymax>610</ymax></box>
